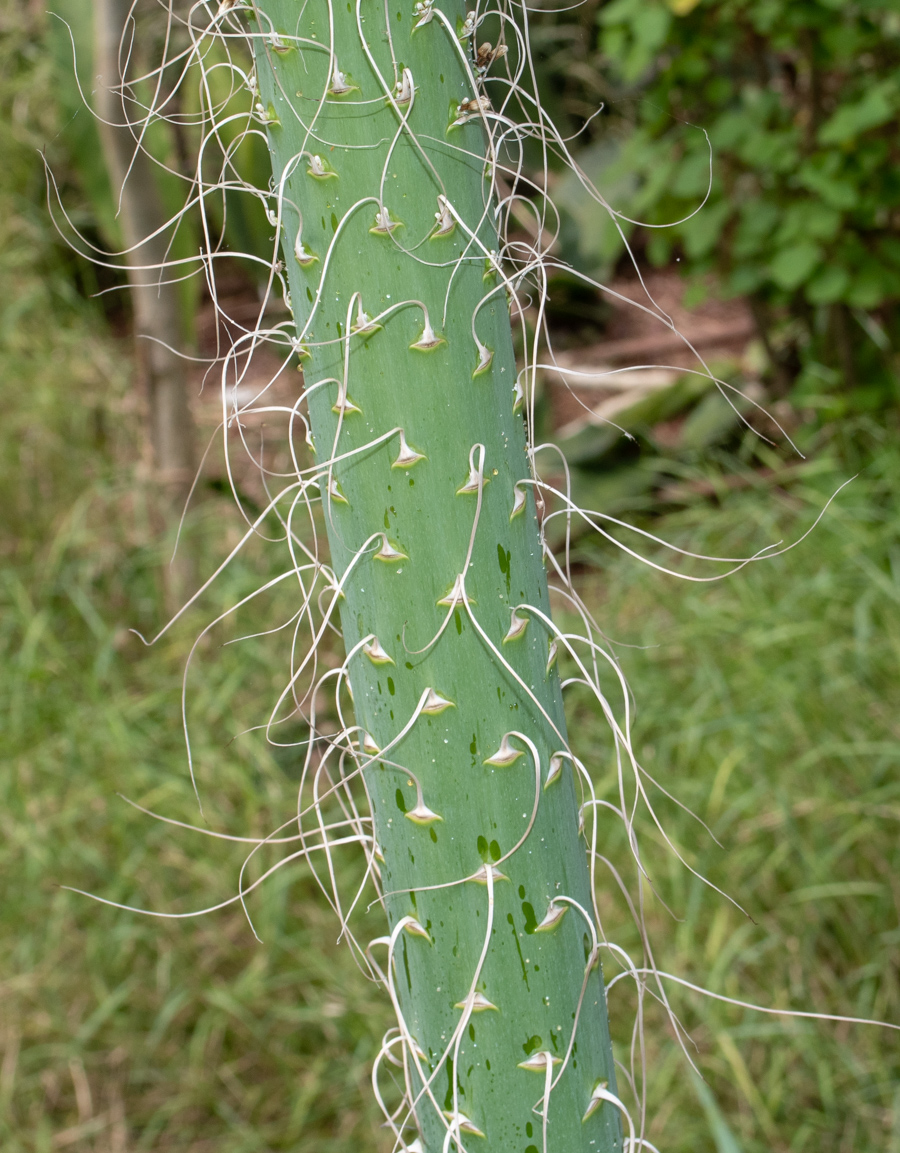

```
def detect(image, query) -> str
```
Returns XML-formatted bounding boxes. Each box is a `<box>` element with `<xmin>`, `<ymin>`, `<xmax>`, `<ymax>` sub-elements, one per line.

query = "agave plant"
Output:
<box><xmin>163</xmin><ymin>0</ymin><xmax>639</xmax><ymax>1146</ymax></box>
<box><xmin>224</xmin><ymin>1</ymin><xmax>630</xmax><ymax>1147</ymax></box>
<box><xmin>57</xmin><ymin>0</ymin><xmax>900</xmax><ymax>1146</ymax></box>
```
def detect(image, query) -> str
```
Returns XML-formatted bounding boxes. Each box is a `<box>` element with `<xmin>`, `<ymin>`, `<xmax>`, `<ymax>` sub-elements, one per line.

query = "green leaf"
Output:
<box><xmin>846</xmin><ymin>262</ymin><xmax>897</xmax><ymax>309</ymax></box>
<box><xmin>769</xmin><ymin>243</ymin><xmax>822</xmax><ymax>291</ymax></box>
<box><xmin>805</xmin><ymin>264</ymin><xmax>849</xmax><ymax>305</ymax></box>
<box><xmin>818</xmin><ymin>81</ymin><xmax>897</xmax><ymax>146</ymax></box>
<box><xmin>796</xmin><ymin>160</ymin><xmax>858</xmax><ymax>211</ymax></box>
<box><xmin>775</xmin><ymin>202</ymin><xmax>842</xmax><ymax>247</ymax></box>
<box><xmin>681</xmin><ymin>198</ymin><xmax>731</xmax><ymax>259</ymax></box>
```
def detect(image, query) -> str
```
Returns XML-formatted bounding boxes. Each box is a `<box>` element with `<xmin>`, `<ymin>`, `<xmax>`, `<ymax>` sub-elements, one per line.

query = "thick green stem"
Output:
<box><xmin>252</xmin><ymin>2</ymin><xmax>620</xmax><ymax>1147</ymax></box>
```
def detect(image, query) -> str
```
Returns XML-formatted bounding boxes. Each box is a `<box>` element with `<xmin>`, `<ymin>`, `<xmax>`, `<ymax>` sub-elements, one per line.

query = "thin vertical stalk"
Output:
<box><xmin>251</xmin><ymin>1</ymin><xmax>621</xmax><ymax>1148</ymax></box>
<box><xmin>93</xmin><ymin>0</ymin><xmax>197</xmax><ymax>601</ymax></box>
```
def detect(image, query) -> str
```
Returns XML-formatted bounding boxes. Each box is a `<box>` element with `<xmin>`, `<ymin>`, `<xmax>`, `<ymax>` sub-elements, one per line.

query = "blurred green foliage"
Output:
<box><xmin>562</xmin><ymin>450</ymin><xmax>900</xmax><ymax>1152</ymax></box>
<box><xmin>542</xmin><ymin>0</ymin><xmax>900</xmax><ymax>413</ymax></box>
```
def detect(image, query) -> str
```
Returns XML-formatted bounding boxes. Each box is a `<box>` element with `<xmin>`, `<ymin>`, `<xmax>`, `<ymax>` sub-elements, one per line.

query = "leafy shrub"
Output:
<box><xmin>543</xmin><ymin>0</ymin><xmax>900</xmax><ymax>414</ymax></box>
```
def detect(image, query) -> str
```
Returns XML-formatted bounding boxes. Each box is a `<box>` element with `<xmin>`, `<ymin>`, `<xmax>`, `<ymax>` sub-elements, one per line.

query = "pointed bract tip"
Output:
<box><xmin>469</xmin><ymin>862</ymin><xmax>508</xmax><ymax>885</ymax></box>
<box><xmin>421</xmin><ymin>689</ymin><xmax>454</xmax><ymax>714</ymax></box>
<box><xmin>582</xmin><ymin>1080</ymin><xmax>610</xmax><ymax>1122</ymax></box>
<box><xmin>473</xmin><ymin>344</ymin><xmax>493</xmax><ymax>377</ymax></box>
<box><xmin>535</xmin><ymin>901</ymin><xmax>568</xmax><ymax>932</ymax></box>
<box><xmin>405</xmin><ymin>801</ymin><xmax>442</xmax><ymax>826</ymax></box>
<box><xmin>370</xmin><ymin>207</ymin><xmax>402</xmax><ymax>235</ymax></box>
<box><xmin>442</xmin><ymin>1111</ymin><xmax>485</xmax><ymax>1138</ymax></box>
<box><xmin>392</xmin><ymin>431</ymin><xmax>426</xmax><ymax>468</ymax></box>
<box><xmin>410</xmin><ymin>322</ymin><xmax>446</xmax><ymax>352</ymax></box>
<box><xmin>544</xmin><ymin>753</ymin><xmax>563</xmax><ymax>789</ymax></box>
<box><xmin>502</xmin><ymin>609</ymin><xmax>529</xmax><ymax>644</ymax></box>
<box><xmin>454</xmin><ymin>992</ymin><xmax>498</xmax><ymax>1012</ymax></box>
<box><xmin>436</xmin><ymin>575</ymin><xmax>473</xmax><ymax>607</ymax></box>
<box><xmin>332</xmin><ymin>393</ymin><xmax>361</xmax><ymax>416</ymax></box>
<box><xmin>374</xmin><ymin>536</ymin><xmax>407</xmax><ymax>562</ymax></box>
<box><xmin>484</xmin><ymin>733</ymin><xmax>522</xmax><ymax>767</ymax></box>
<box><xmin>361</xmin><ymin>732</ymin><xmax>380</xmax><ymax>755</ymax></box>
<box><xmin>518</xmin><ymin>1050</ymin><xmax>562</xmax><ymax>1073</ymax></box>
<box><xmin>363</xmin><ymin>637</ymin><xmax>394</xmax><ymax>665</ymax></box>
<box><xmin>307</xmin><ymin>154</ymin><xmax>337</xmax><ymax>179</ymax></box>
<box><xmin>510</xmin><ymin>485</ymin><xmax>526</xmax><ymax>520</ymax></box>
<box><xmin>404</xmin><ymin>918</ymin><xmax>432</xmax><ymax>943</ymax></box>
<box><xmin>327</xmin><ymin>477</ymin><xmax>348</xmax><ymax>504</ymax></box>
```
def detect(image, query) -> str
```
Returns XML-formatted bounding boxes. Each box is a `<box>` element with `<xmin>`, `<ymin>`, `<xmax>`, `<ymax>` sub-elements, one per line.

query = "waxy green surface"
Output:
<box><xmin>252</xmin><ymin>2</ymin><xmax>621</xmax><ymax>1147</ymax></box>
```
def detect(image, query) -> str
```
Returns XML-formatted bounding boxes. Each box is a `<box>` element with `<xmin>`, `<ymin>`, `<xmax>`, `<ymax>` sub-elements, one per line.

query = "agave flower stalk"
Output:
<box><xmin>248</xmin><ymin>1</ymin><xmax>620</xmax><ymax>1148</ymax></box>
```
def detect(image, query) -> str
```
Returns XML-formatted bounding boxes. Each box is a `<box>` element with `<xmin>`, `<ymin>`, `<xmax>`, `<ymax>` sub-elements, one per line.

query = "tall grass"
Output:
<box><xmin>565</xmin><ymin>446</ymin><xmax>900</xmax><ymax>1152</ymax></box>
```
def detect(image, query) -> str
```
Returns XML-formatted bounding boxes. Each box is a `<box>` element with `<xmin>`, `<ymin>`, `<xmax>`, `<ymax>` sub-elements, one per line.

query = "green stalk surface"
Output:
<box><xmin>251</xmin><ymin>2</ymin><xmax>621</xmax><ymax>1148</ymax></box>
